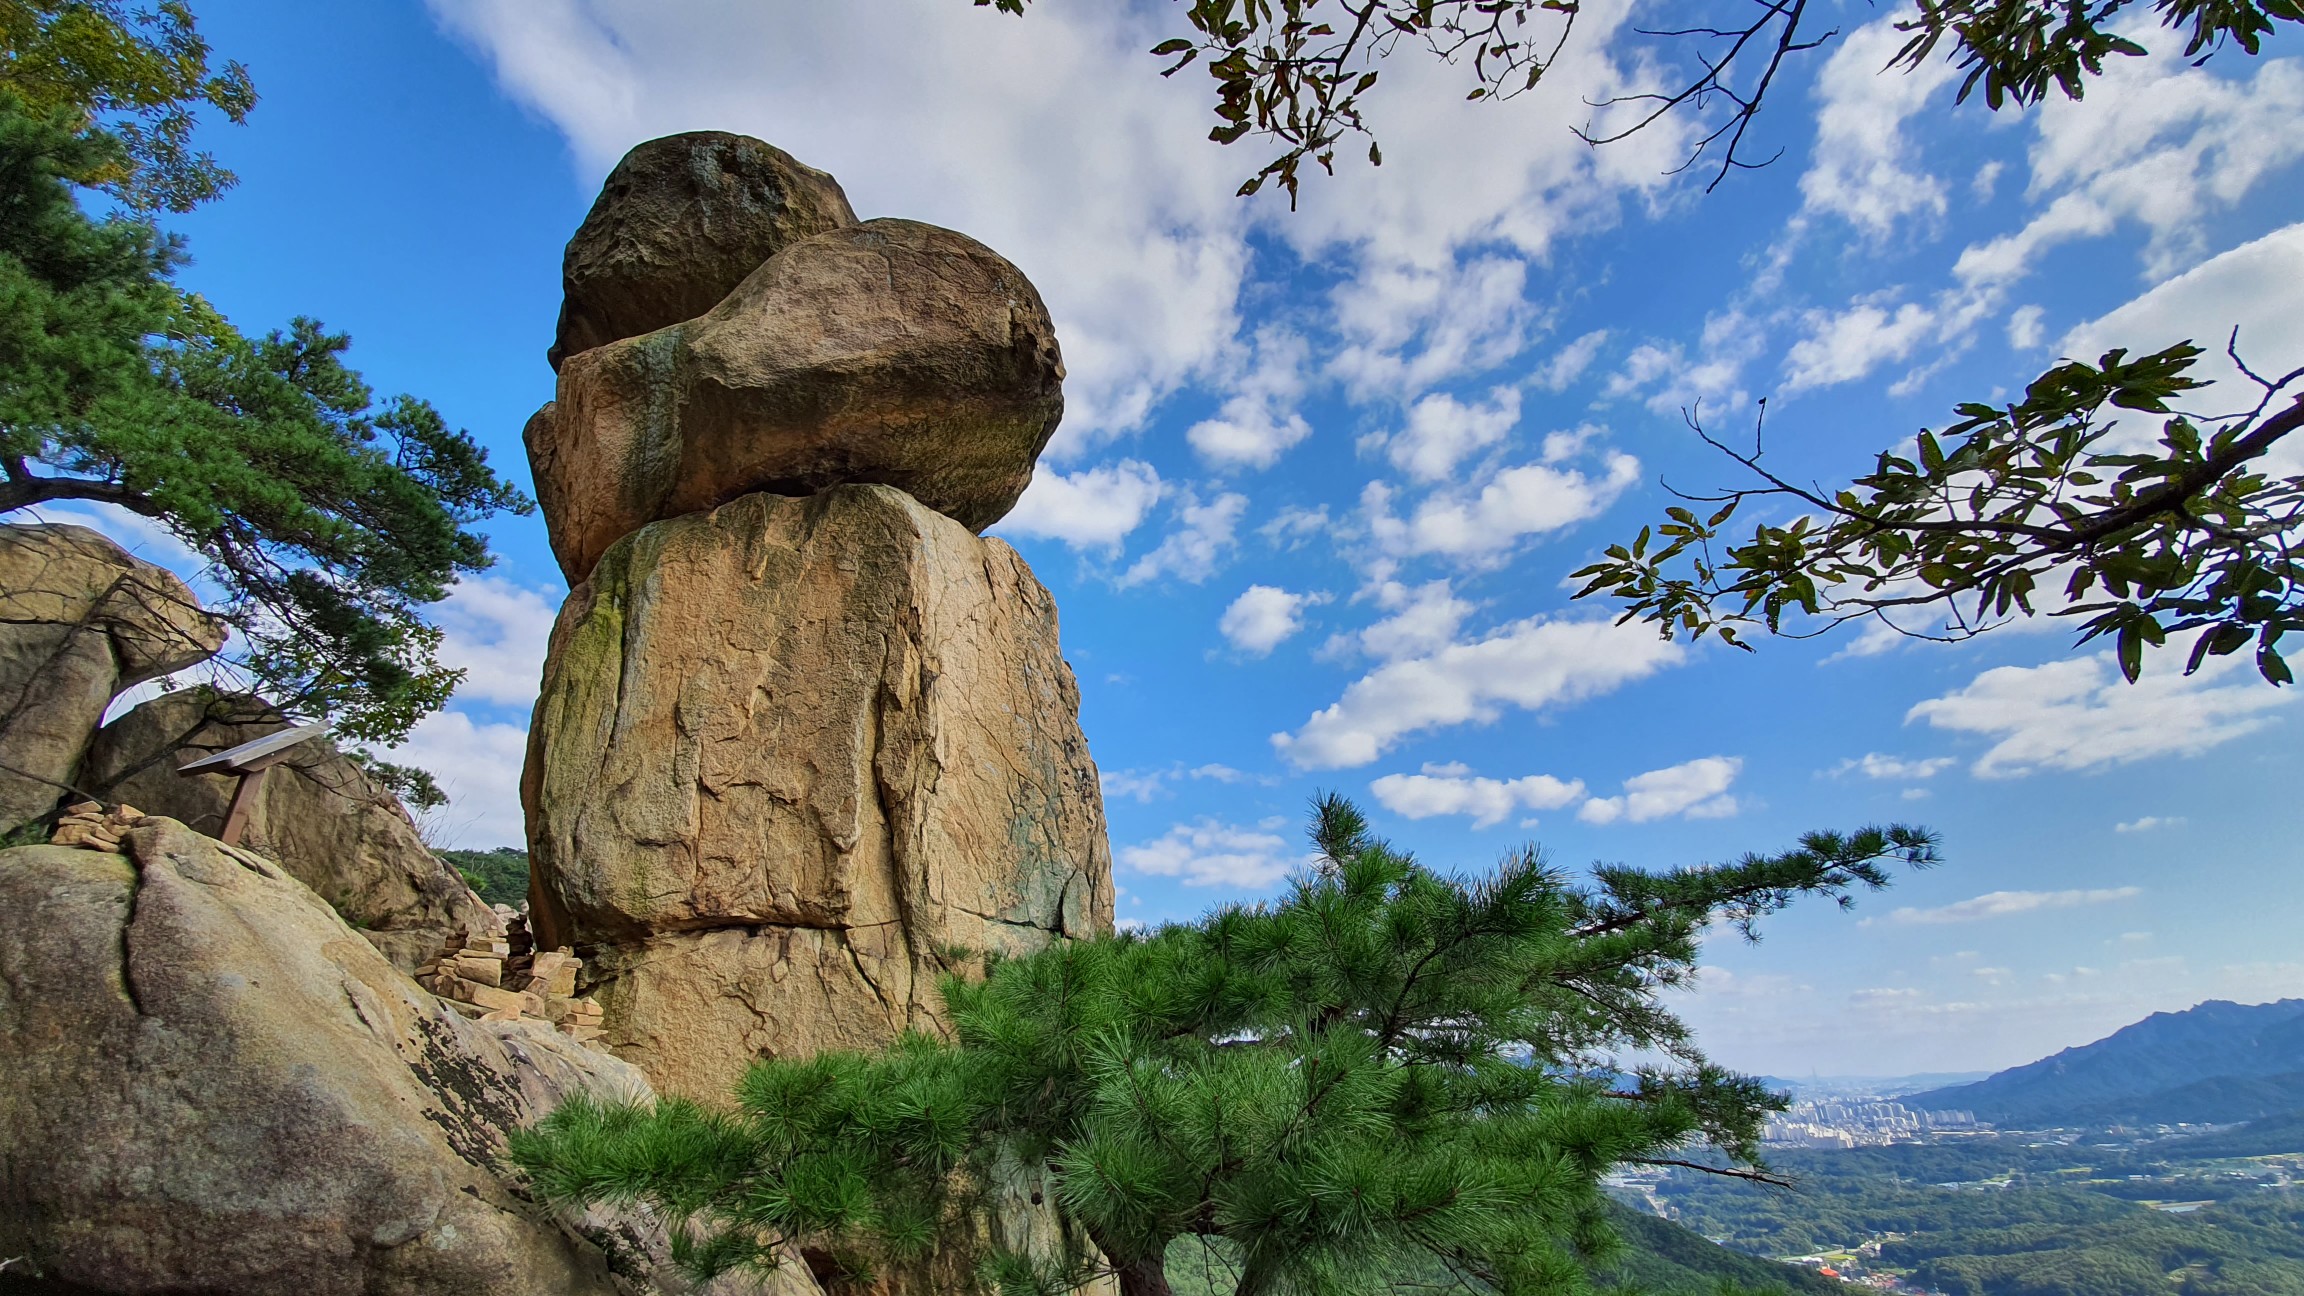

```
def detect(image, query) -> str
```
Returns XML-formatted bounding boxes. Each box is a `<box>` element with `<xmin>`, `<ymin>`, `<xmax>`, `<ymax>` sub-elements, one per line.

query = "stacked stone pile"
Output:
<box><xmin>418</xmin><ymin>928</ymin><xmax>607</xmax><ymax>1042</ymax></box>
<box><xmin>522</xmin><ymin>131</ymin><xmax>1115</xmax><ymax>1103</ymax></box>
<box><xmin>47</xmin><ymin>800</ymin><xmax>145</xmax><ymax>850</ymax></box>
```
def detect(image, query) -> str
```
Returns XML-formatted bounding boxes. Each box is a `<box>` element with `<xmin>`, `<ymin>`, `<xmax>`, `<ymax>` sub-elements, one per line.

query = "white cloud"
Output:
<box><xmin>1369</xmin><ymin>762</ymin><xmax>1585</xmax><ymax>829</ymax></box>
<box><xmin>2060</xmin><ymin>221</ymin><xmax>2304</xmax><ymax>474</ymax></box>
<box><xmin>1329</xmin><ymin>579</ymin><xmax>1476</xmax><ymax>663</ymax></box>
<box><xmin>1776</xmin><ymin>41</ymin><xmax>2304</xmax><ymax>395</ymax></box>
<box><xmin>1121</xmin><ymin>491</ymin><xmax>1248</xmax><ymax>587</ymax></box>
<box><xmin>1187</xmin><ymin>328</ymin><xmax>1314</xmax><ymax>470</ymax></box>
<box><xmin>997</xmin><ymin>460</ymin><xmax>1164</xmax><ymax>551</ymax></box>
<box><xmin>2011</xmin><ymin>38</ymin><xmax>2304</xmax><ymax>281</ymax></box>
<box><xmin>1274</xmin><ymin>616</ymin><xmax>1683</xmax><ymax>769</ymax></box>
<box><xmin>430</xmin><ymin>576</ymin><xmax>559</xmax><ymax>707</ymax></box>
<box><xmin>384</xmin><ymin>709</ymin><xmax>531</xmax><ymax>849</ymax></box>
<box><xmin>1328</xmin><ymin>256</ymin><xmax>1538</xmax><ymax>399</ymax></box>
<box><xmin>1783</xmin><ymin>297</ymin><xmax>1940</xmax><ymax>391</ymax></box>
<box><xmin>1258</xmin><ymin>505</ymin><xmax>1332</xmax><ymax>550</ymax></box>
<box><xmin>1796</xmin><ymin>17</ymin><xmax>1961</xmax><ymax>236</ymax></box>
<box><xmin>32</xmin><ymin>502</ymin><xmax>206</xmax><ymax>582</ymax></box>
<box><xmin>2114</xmin><ymin>815</ymin><xmax>2186</xmax><ymax>834</ymax></box>
<box><xmin>1931</xmin><ymin>35</ymin><xmax>2304</xmax><ymax>322</ymax></box>
<box><xmin>1119</xmin><ymin>818</ymin><xmax>1308</xmax><ymax>889</ymax></box>
<box><xmin>1577</xmin><ymin>755</ymin><xmax>1742</xmax><ymax>825</ymax></box>
<box><xmin>1606</xmin><ymin>311</ymin><xmax>1761</xmax><ymax>415</ymax></box>
<box><xmin>1907</xmin><ymin>648</ymin><xmax>2295</xmax><ymax>777</ymax></box>
<box><xmin>1536</xmin><ymin>329</ymin><xmax>1610</xmax><ymax>392</ymax></box>
<box><xmin>1100</xmin><ymin>769</ymin><xmax>1168</xmax><ymax>803</ymax></box>
<box><xmin>1877</xmin><ymin>887</ymin><xmax>2143</xmax><ymax>925</ymax></box>
<box><xmin>2007</xmin><ymin>304</ymin><xmax>2046</xmax><ymax>350</ymax></box>
<box><xmin>1099</xmin><ymin>762</ymin><xmax>1254</xmax><ymax>805</ymax></box>
<box><xmin>1364</xmin><ymin>451</ymin><xmax>1641</xmax><ymax>565</ymax></box>
<box><xmin>1828</xmin><ymin>752</ymin><xmax>1957</xmax><ymax>781</ymax></box>
<box><xmin>1219</xmin><ymin>584</ymin><xmax>1322</xmax><ymax>655</ymax></box>
<box><xmin>1381</xmin><ymin>387</ymin><xmax>1522</xmax><ymax>483</ymax></box>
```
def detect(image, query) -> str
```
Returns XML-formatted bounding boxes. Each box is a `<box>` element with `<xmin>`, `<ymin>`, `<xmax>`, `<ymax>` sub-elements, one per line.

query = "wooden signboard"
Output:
<box><xmin>177</xmin><ymin>723</ymin><xmax>329</xmax><ymax>846</ymax></box>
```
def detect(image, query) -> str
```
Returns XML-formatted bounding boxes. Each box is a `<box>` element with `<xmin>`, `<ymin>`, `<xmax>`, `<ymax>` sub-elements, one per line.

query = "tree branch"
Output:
<box><xmin>0</xmin><ymin>474</ymin><xmax>170</xmax><ymax>520</ymax></box>
<box><xmin>1632</xmin><ymin>1157</ymin><xmax>1793</xmax><ymax>1187</ymax></box>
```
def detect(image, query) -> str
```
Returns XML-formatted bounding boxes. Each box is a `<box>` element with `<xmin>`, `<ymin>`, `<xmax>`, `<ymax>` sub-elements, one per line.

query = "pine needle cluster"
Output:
<box><xmin>509</xmin><ymin>796</ymin><xmax>1935</xmax><ymax>1296</ymax></box>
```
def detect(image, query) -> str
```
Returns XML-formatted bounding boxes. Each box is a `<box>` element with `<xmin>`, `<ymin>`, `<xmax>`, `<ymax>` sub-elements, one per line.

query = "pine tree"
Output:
<box><xmin>510</xmin><ymin>796</ymin><xmax>1935</xmax><ymax>1296</ymax></box>
<box><xmin>0</xmin><ymin>1</ymin><xmax>532</xmax><ymax>749</ymax></box>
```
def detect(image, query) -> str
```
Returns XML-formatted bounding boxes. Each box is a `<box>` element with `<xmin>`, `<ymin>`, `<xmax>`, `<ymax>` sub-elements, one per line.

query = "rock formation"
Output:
<box><xmin>527</xmin><ymin>485</ymin><xmax>1111</xmax><ymax>1098</ymax></box>
<box><xmin>550</xmin><ymin>131</ymin><xmax>858</xmax><ymax>372</ymax></box>
<box><xmin>531</xmin><ymin>215</ymin><xmax>1064</xmax><ymax>583</ymax></box>
<box><xmin>82</xmin><ymin>685</ymin><xmax>495</xmax><ymax>973</ymax></box>
<box><xmin>523</xmin><ymin>134</ymin><xmax>1111</xmax><ymax>1103</ymax></box>
<box><xmin>0</xmin><ymin>817</ymin><xmax>811</xmax><ymax>1296</ymax></box>
<box><xmin>0</xmin><ymin>523</ymin><xmax>225</xmax><ymax>835</ymax></box>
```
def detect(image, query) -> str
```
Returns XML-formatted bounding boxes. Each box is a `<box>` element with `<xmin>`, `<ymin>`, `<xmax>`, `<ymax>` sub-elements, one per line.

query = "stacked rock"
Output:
<box><xmin>417</xmin><ymin>931</ymin><xmax>606</xmax><ymax>1040</ymax></box>
<box><xmin>521</xmin><ymin>133</ymin><xmax>1114</xmax><ymax>1102</ymax></box>
<box><xmin>47</xmin><ymin>801</ymin><xmax>145</xmax><ymax>851</ymax></box>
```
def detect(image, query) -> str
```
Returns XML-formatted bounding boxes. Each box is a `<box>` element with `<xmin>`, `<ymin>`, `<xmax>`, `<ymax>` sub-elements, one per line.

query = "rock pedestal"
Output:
<box><xmin>522</xmin><ymin>133</ymin><xmax>1112</xmax><ymax>1107</ymax></box>
<box><xmin>526</xmin><ymin>485</ymin><xmax>1111</xmax><ymax>1100</ymax></box>
<box><xmin>0</xmin><ymin>523</ymin><xmax>225</xmax><ymax>834</ymax></box>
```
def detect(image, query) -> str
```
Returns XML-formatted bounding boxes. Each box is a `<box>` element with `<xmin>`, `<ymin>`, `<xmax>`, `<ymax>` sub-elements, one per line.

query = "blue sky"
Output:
<box><xmin>55</xmin><ymin>0</ymin><xmax>2304</xmax><ymax>1076</ymax></box>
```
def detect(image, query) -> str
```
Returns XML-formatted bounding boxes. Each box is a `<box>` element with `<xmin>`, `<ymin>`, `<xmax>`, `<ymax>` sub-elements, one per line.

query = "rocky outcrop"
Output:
<box><xmin>0</xmin><ymin>818</ymin><xmax>803</xmax><ymax>1296</ymax></box>
<box><xmin>81</xmin><ymin>686</ymin><xmax>493</xmax><ymax>973</ymax></box>
<box><xmin>0</xmin><ymin>523</ymin><xmax>225</xmax><ymax>835</ymax></box>
<box><xmin>550</xmin><ymin>131</ymin><xmax>857</xmax><ymax>372</ymax></box>
<box><xmin>530</xmin><ymin>218</ymin><xmax>1065</xmax><ymax>583</ymax></box>
<box><xmin>525</xmin><ymin>484</ymin><xmax>1112</xmax><ymax>1100</ymax></box>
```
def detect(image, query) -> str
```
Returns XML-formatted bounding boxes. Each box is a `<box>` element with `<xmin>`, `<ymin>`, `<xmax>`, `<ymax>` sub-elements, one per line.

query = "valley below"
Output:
<box><xmin>1608</xmin><ymin>995</ymin><xmax>2304</xmax><ymax>1295</ymax></box>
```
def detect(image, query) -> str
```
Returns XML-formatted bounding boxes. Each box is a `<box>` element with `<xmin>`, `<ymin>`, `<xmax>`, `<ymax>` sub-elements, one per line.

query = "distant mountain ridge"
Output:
<box><xmin>1904</xmin><ymin>998</ymin><xmax>2304</xmax><ymax>1127</ymax></box>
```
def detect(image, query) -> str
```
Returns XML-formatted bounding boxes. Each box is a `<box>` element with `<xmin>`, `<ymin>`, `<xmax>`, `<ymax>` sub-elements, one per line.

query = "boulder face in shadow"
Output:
<box><xmin>524</xmin><ymin>485</ymin><xmax>1113</xmax><ymax>1101</ymax></box>
<box><xmin>0</xmin><ymin>524</ymin><xmax>225</xmax><ymax>835</ymax></box>
<box><xmin>0</xmin><ymin>817</ymin><xmax>757</xmax><ymax>1296</ymax></box>
<box><xmin>82</xmin><ymin>686</ymin><xmax>494</xmax><ymax>973</ymax></box>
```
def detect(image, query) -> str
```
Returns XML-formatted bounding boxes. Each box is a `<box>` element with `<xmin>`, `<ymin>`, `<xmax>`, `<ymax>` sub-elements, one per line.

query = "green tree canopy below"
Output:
<box><xmin>511</xmin><ymin>796</ymin><xmax>1935</xmax><ymax>1296</ymax></box>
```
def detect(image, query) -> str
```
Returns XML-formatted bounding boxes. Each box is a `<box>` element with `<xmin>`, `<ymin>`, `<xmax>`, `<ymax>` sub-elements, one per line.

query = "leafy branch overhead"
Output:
<box><xmin>0</xmin><ymin>0</ymin><xmax>255</xmax><ymax>211</ymax></box>
<box><xmin>978</xmin><ymin>0</ymin><xmax>2301</xmax><ymax>200</ymax></box>
<box><xmin>512</xmin><ymin>796</ymin><xmax>1936</xmax><ymax>1296</ymax></box>
<box><xmin>1570</xmin><ymin>344</ymin><xmax>2304</xmax><ymax>685</ymax></box>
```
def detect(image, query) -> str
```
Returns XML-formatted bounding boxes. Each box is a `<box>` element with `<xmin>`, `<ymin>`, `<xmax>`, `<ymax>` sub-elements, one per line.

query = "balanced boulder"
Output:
<box><xmin>550</xmin><ymin>130</ymin><xmax>857</xmax><ymax>371</ymax></box>
<box><xmin>81</xmin><ymin>686</ymin><xmax>493</xmax><ymax>974</ymax></box>
<box><xmin>530</xmin><ymin>218</ymin><xmax>1065</xmax><ymax>583</ymax></box>
<box><xmin>525</xmin><ymin>485</ymin><xmax>1112</xmax><ymax>1100</ymax></box>
<box><xmin>0</xmin><ymin>818</ymin><xmax>760</xmax><ymax>1296</ymax></box>
<box><xmin>0</xmin><ymin>523</ymin><xmax>225</xmax><ymax>835</ymax></box>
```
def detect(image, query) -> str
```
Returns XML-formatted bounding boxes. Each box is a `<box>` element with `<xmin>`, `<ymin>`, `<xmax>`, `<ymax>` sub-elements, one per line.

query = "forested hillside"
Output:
<box><xmin>1640</xmin><ymin>1131</ymin><xmax>2304</xmax><ymax>1296</ymax></box>
<box><xmin>1905</xmin><ymin>1000</ymin><xmax>2304</xmax><ymax>1127</ymax></box>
